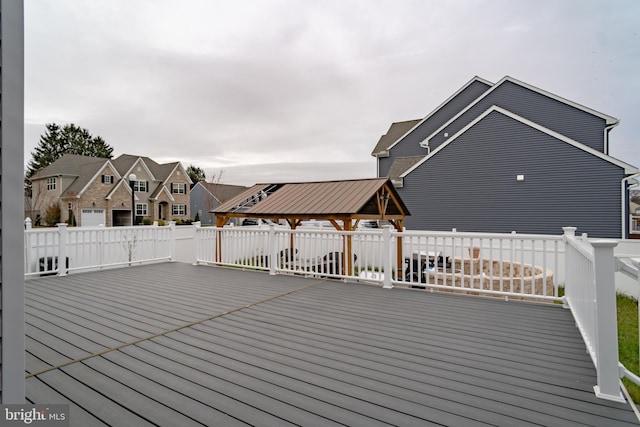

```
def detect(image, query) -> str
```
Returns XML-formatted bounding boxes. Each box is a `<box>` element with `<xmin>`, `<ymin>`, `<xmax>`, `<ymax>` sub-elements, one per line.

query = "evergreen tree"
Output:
<box><xmin>186</xmin><ymin>165</ymin><xmax>206</xmax><ymax>188</ymax></box>
<box><xmin>26</xmin><ymin>123</ymin><xmax>114</xmax><ymax>177</ymax></box>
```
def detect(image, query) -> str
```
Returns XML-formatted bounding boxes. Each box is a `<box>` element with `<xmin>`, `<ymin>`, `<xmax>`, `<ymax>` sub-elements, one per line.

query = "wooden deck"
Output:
<box><xmin>24</xmin><ymin>262</ymin><xmax>639</xmax><ymax>426</ymax></box>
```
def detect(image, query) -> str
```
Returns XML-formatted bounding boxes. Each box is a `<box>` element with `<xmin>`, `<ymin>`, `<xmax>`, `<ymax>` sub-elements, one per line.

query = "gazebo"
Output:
<box><xmin>211</xmin><ymin>177</ymin><xmax>410</xmax><ymax>273</ymax></box>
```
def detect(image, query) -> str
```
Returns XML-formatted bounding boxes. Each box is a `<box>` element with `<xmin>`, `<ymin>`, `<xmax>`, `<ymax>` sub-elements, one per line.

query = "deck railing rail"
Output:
<box><xmin>195</xmin><ymin>224</ymin><xmax>564</xmax><ymax>301</ymax></box>
<box><xmin>563</xmin><ymin>226</ymin><xmax>626</xmax><ymax>402</ymax></box>
<box><xmin>24</xmin><ymin>220</ymin><xmax>175</xmax><ymax>276</ymax></box>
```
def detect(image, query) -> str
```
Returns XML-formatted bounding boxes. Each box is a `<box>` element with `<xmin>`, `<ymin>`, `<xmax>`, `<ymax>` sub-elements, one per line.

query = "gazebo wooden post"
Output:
<box><xmin>289</xmin><ymin>218</ymin><xmax>297</xmax><ymax>265</ymax></box>
<box><xmin>215</xmin><ymin>215</ymin><xmax>227</xmax><ymax>263</ymax></box>
<box><xmin>395</xmin><ymin>219</ymin><xmax>404</xmax><ymax>277</ymax></box>
<box><xmin>345</xmin><ymin>218</ymin><xmax>353</xmax><ymax>276</ymax></box>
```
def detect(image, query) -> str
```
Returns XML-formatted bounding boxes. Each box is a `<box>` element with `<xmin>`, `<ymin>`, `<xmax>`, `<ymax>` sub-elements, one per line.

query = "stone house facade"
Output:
<box><xmin>30</xmin><ymin>154</ymin><xmax>192</xmax><ymax>227</ymax></box>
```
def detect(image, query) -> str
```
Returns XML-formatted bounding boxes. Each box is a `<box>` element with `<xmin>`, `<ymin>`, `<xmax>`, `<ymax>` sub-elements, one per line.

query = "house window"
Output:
<box><xmin>47</xmin><ymin>177</ymin><xmax>56</xmax><ymax>190</ymax></box>
<box><xmin>101</xmin><ymin>174</ymin><xmax>114</xmax><ymax>184</ymax></box>
<box><xmin>172</xmin><ymin>183</ymin><xmax>186</xmax><ymax>194</ymax></box>
<box><xmin>136</xmin><ymin>203</ymin><xmax>148</xmax><ymax>216</ymax></box>
<box><xmin>172</xmin><ymin>204</ymin><xmax>186</xmax><ymax>216</ymax></box>
<box><xmin>133</xmin><ymin>180</ymin><xmax>148</xmax><ymax>192</ymax></box>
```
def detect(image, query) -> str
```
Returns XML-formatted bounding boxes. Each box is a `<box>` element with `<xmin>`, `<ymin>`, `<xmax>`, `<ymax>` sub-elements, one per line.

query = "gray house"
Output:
<box><xmin>372</xmin><ymin>76</ymin><xmax>638</xmax><ymax>238</ymax></box>
<box><xmin>190</xmin><ymin>182</ymin><xmax>247</xmax><ymax>224</ymax></box>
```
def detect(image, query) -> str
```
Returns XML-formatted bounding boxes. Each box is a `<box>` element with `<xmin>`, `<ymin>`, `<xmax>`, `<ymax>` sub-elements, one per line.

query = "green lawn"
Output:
<box><xmin>618</xmin><ymin>293</ymin><xmax>640</xmax><ymax>403</ymax></box>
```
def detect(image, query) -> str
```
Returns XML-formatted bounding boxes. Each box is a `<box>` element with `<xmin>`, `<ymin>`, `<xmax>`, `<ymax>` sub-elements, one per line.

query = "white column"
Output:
<box><xmin>192</xmin><ymin>221</ymin><xmax>201</xmax><ymax>265</ymax></box>
<box><xmin>268</xmin><ymin>224</ymin><xmax>277</xmax><ymax>276</ymax></box>
<box><xmin>57</xmin><ymin>223</ymin><xmax>68</xmax><ymax>276</ymax></box>
<box><xmin>591</xmin><ymin>239</ymin><xmax>625</xmax><ymax>402</ymax></box>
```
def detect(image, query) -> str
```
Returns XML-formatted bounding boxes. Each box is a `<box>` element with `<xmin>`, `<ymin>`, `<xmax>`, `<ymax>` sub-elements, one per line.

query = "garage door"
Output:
<box><xmin>81</xmin><ymin>209</ymin><xmax>105</xmax><ymax>227</ymax></box>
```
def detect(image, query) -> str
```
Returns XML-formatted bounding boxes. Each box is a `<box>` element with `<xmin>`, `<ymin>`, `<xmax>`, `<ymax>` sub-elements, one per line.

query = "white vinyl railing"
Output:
<box><xmin>562</xmin><ymin>227</ymin><xmax>626</xmax><ymax>402</ymax></box>
<box><xmin>24</xmin><ymin>221</ymin><xmax>175</xmax><ymax>276</ymax></box>
<box><xmin>195</xmin><ymin>224</ymin><xmax>564</xmax><ymax>301</ymax></box>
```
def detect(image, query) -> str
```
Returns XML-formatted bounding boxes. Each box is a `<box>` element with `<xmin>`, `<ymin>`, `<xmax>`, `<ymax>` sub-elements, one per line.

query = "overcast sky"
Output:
<box><xmin>24</xmin><ymin>0</ymin><xmax>640</xmax><ymax>186</ymax></box>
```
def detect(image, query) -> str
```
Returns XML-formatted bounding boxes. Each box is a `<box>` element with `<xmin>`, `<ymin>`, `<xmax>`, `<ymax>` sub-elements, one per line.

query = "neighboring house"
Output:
<box><xmin>29</xmin><ymin>154</ymin><xmax>192</xmax><ymax>226</ymax></box>
<box><xmin>190</xmin><ymin>182</ymin><xmax>247</xmax><ymax>225</ymax></box>
<box><xmin>372</xmin><ymin>75</ymin><xmax>639</xmax><ymax>238</ymax></box>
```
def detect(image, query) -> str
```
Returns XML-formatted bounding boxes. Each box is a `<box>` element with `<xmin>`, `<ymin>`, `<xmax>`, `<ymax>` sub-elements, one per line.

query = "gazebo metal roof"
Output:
<box><xmin>212</xmin><ymin>177</ymin><xmax>409</xmax><ymax>230</ymax></box>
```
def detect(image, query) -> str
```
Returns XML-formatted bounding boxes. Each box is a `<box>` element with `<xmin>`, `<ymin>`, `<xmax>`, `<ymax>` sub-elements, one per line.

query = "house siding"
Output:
<box><xmin>31</xmin><ymin>179</ymin><xmax>58</xmax><ymax>222</ymax></box>
<box><xmin>79</xmin><ymin>165</ymin><xmax>119</xmax><ymax>226</ymax></box>
<box><xmin>190</xmin><ymin>184</ymin><xmax>218</xmax><ymax>224</ymax></box>
<box><xmin>1</xmin><ymin>0</ymin><xmax>25</xmax><ymax>403</ymax></box>
<box><xmin>379</xmin><ymin>79</ymin><xmax>490</xmax><ymax>177</ymax></box>
<box><xmin>401</xmin><ymin>111</ymin><xmax>624</xmax><ymax>238</ymax></box>
<box><xmin>428</xmin><ymin>80</ymin><xmax>608</xmax><ymax>153</ymax></box>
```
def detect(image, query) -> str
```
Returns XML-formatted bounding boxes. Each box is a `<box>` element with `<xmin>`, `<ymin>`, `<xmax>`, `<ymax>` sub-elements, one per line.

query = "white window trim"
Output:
<box><xmin>172</xmin><ymin>182</ymin><xmax>186</xmax><ymax>194</ymax></box>
<box><xmin>133</xmin><ymin>180</ymin><xmax>148</xmax><ymax>192</ymax></box>
<box><xmin>136</xmin><ymin>203</ymin><xmax>148</xmax><ymax>216</ymax></box>
<box><xmin>172</xmin><ymin>204</ymin><xmax>186</xmax><ymax>215</ymax></box>
<box><xmin>47</xmin><ymin>177</ymin><xmax>56</xmax><ymax>190</ymax></box>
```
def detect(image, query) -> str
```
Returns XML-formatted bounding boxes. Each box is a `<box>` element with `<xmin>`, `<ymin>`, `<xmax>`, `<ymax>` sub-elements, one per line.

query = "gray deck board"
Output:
<box><xmin>25</xmin><ymin>376</ymin><xmax>109</xmax><ymax>427</ymax></box>
<box><xmin>102</xmin><ymin>349</ymin><xmax>299</xmax><ymax>427</ymax></box>
<box><xmin>31</xmin><ymin>369</ymin><xmax>157</xmax><ymax>426</ymax></box>
<box><xmin>141</xmin><ymin>335</ymin><xmax>451</xmax><ymax>427</ymax></box>
<box><xmin>117</xmin><ymin>343</ymin><xmax>356</xmax><ymax>427</ymax></box>
<box><xmin>24</xmin><ymin>262</ymin><xmax>640</xmax><ymax>426</ymax></box>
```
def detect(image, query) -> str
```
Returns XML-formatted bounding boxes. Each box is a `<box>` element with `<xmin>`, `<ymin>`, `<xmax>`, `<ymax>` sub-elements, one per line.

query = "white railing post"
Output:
<box><xmin>192</xmin><ymin>221</ymin><xmax>201</xmax><ymax>265</ymax></box>
<box><xmin>268</xmin><ymin>224</ymin><xmax>277</xmax><ymax>276</ymax></box>
<box><xmin>57</xmin><ymin>223</ymin><xmax>68</xmax><ymax>276</ymax></box>
<box><xmin>24</xmin><ymin>217</ymin><xmax>32</xmax><ymax>230</ymax></box>
<box><xmin>562</xmin><ymin>226</ymin><xmax>577</xmax><ymax>237</ymax></box>
<box><xmin>591</xmin><ymin>240</ymin><xmax>624</xmax><ymax>402</ymax></box>
<box><xmin>168</xmin><ymin>221</ymin><xmax>176</xmax><ymax>261</ymax></box>
<box><xmin>382</xmin><ymin>227</ymin><xmax>393</xmax><ymax>289</ymax></box>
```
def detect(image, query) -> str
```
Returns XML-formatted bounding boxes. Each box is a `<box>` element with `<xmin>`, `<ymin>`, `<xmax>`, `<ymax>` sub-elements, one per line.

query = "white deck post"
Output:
<box><xmin>268</xmin><ymin>224</ymin><xmax>277</xmax><ymax>276</ymax></box>
<box><xmin>168</xmin><ymin>221</ymin><xmax>176</xmax><ymax>261</ymax></box>
<box><xmin>57</xmin><ymin>223</ymin><xmax>68</xmax><ymax>276</ymax></box>
<box><xmin>382</xmin><ymin>227</ymin><xmax>393</xmax><ymax>289</ymax></box>
<box><xmin>591</xmin><ymin>239</ymin><xmax>625</xmax><ymax>402</ymax></box>
<box><xmin>192</xmin><ymin>221</ymin><xmax>201</xmax><ymax>265</ymax></box>
<box><xmin>562</xmin><ymin>227</ymin><xmax>577</xmax><ymax>308</ymax></box>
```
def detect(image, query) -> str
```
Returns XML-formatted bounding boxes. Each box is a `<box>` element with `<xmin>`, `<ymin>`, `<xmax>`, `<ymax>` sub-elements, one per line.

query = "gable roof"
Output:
<box><xmin>195</xmin><ymin>182</ymin><xmax>248</xmax><ymax>204</ymax></box>
<box><xmin>112</xmin><ymin>154</ymin><xmax>158</xmax><ymax>182</ymax></box>
<box><xmin>29</xmin><ymin>154</ymin><xmax>113</xmax><ymax>198</ymax></box>
<box><xmin>30</xmin><ymin>154</ymin><xmax>109</xmax><ymax>180</ymax></box>
<box><xmin>402</xmin><ymin>105</ymin><xmax>637</xmax><ymax>179</ymax></box>
<box><xmin>387</xmin><ymin>156</ymin><xmax>424</xmax><ymax>186</ymax></box>
<box><xmin>424</xmin><ymin>75</ymin><xmax>619</xmax><ymax>146</ymax></box>
<box><xmin>213</xmin><ymin>177</ymin><xmax>410</xmax><ymax>220</ymax></box>
<box><xmin>371</xmin><ymin>119</ymin><xmax>421</xmax><ymax>156</ymax></box>
<box><xmin>374</xmin><ymin>76</ymin><xmax>494</xmax><ymax>156</ymax></box>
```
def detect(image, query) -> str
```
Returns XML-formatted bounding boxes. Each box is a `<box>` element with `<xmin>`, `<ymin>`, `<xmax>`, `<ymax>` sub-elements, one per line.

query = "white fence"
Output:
<box><xmin>24</xmin><ymin>222</ymin><xmax>175</xmax><ymax>276</ymax></box>
<box><xmin>195</xmin><ymin>225</ymin><xmax>565</xmax><ymax>301</ymax></box>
